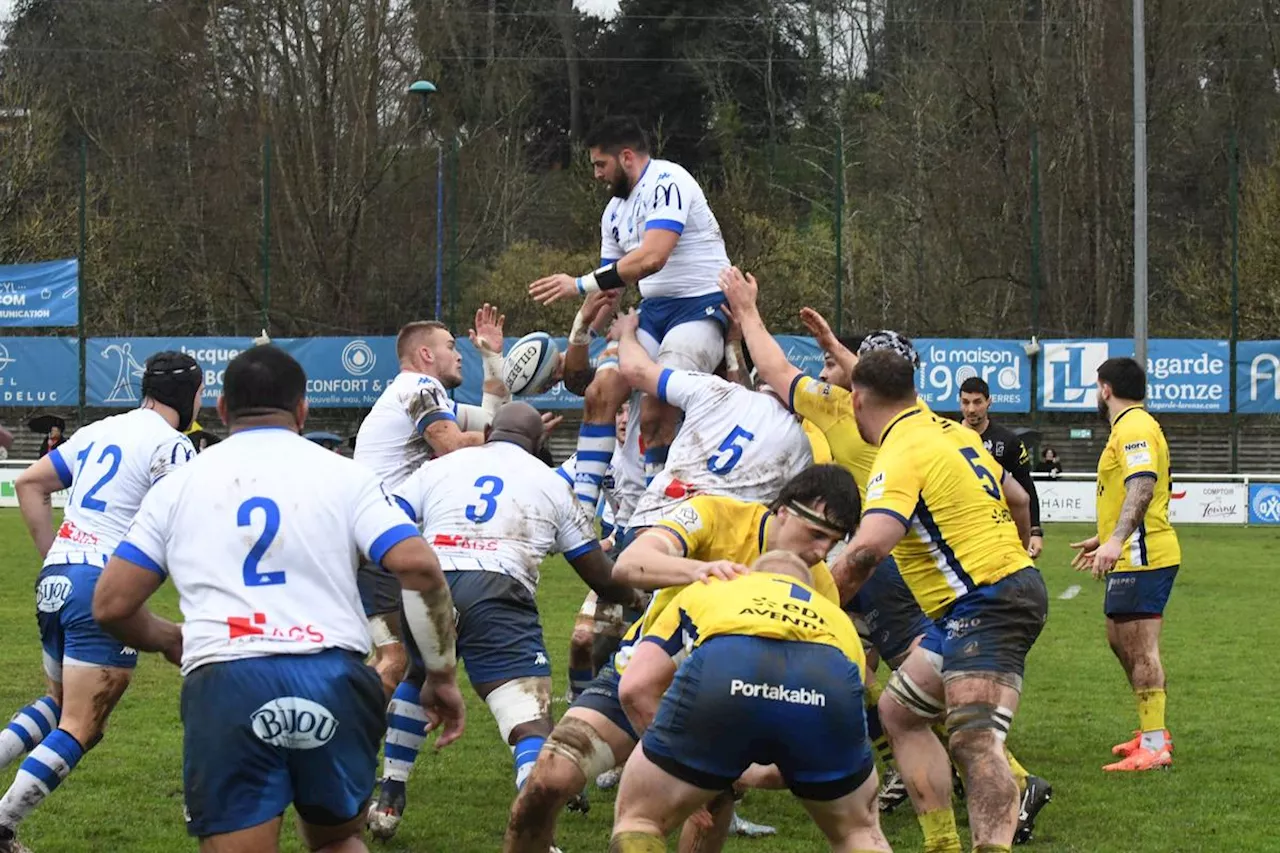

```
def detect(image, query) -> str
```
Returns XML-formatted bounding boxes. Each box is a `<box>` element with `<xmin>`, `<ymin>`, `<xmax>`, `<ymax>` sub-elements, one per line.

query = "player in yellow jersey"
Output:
<box><xmin>1069</xmin><ymin>357</ymin><xmax>1180</xmax><ymax>772</ymax></box>
<box><xmin>503</xmin><ymin>465</ymin><xmax>861</xmax><ymax>853</ymax></box>
<box><xmin>609</xmin><ymin>552</ymin><xmax>891</xmax><ymax>853</ymax></box>
<box><xmin>830</xmin><ymin>351</ymin><xmax>1046</xmax><ymax>853</ymax></box>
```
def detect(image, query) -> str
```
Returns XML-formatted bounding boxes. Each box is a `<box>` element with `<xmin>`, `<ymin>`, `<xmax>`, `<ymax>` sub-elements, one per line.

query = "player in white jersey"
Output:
<box><xmin>354</xmin><ymin>309</ymin><xmax>513</xmax><ymax>839</ymax></box>
<box><xmin>91</xmin><ymin>345</ymin><xmax>465</xmax><ymax>853</ymax></box>
<box><xmin>394</xmin><ymin>403</ymin><xmax>642</xmax><ymax>797</ymax></box>
<box><xmin>613</xmin><ymin>309</ymin><xmax>815</xmax><ymax>531</ymax></box>
<box><xmin>0</xmin><ymin>352</ymin><xmax>202</xmax><ymax>853</ymax></box>
<box><xmin>530</xmin><ymin>118</ymin><xmax>732</xmax><ymax>531</ymax></box>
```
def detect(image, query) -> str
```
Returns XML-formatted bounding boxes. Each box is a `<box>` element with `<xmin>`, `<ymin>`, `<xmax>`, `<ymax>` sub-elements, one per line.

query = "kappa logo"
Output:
<box><xmin>250</xmin><ymin>697</ymin><xmax>339</xmax><ymax>750</ymax></box>
<box><xmin>36</xmin><ymin>575</ymin><xmax>72</xmax><ymax>613</ymax></box>
<box><xmin>534</xmin><ymin>652</ymin><xmax>549</xmax><ymax>666</ymax></box>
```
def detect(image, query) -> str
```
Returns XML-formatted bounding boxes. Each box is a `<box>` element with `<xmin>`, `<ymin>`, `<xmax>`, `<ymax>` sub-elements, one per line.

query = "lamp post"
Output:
<box><xmin>409</xmin><ymin>79</ymin><xmax>443</xmax><ymax>321</ymax></box>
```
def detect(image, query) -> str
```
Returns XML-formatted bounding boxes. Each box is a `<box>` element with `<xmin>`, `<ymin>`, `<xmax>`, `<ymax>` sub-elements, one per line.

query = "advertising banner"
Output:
<box><xmin>0</xmin><ymin>260</ymin><xmax>79</xmax><ymax>327</ymax></box>
<box><xmin>0</xmin><ymin>337</ymin><xmax>79</xmax><ymax>405</ymax></box>
<box><xmin>1168</xmin><ymin>482</ymin><xmax>1247</xmax><ymax>525</ymax></box>
<box><xmin>1040</xmin><ymin>339</ymin><xmax>1229</xmax><ymax>413</ymax></box>
<box><xmin>1248</xmin><ymin>483</ymin><xmax>1280</xmax><ymax>525</ymax></box>
<box><xmin>1236</xmin><ymin>341</ymin><xmax>1280</xmax><ymax>414</ymax></box>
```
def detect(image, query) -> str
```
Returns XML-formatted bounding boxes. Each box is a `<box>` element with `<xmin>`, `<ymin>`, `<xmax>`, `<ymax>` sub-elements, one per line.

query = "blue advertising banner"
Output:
<box><xmin>916</xmin><ymin>339</ymin><xmax>1031</xmax><ymax>413</ymax></box>
<box><xmin>1236</xmin><ymin>341</ymin><xmax>1280</xmax><ymax>414</ymax></box>
<box><xmin>1248</xmin><ymin>483</ymin><xmax>1280</xmax><ymax>525</ymax></box>
<box><xmin>0</xmin><ymin>260</ymin><xmax>79</xmax><ymax>328</ymax></box>
<box><xmin>87</xmin><ymin>337</ymin><xmax>404</xmax><ymax>408</ymax></box>
<box><xmin>0</xmin><ymin>337</ymin><xmax>79</xmax><ymax>405</ymax></box>
<box><xmin>1040</xmin><ymin>339</ymin><xmax>1229</xmax><ymax>413</ymax></box>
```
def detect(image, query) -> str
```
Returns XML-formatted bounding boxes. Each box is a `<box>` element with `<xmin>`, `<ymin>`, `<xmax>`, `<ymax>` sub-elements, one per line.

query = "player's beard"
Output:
<box><xmin>1097</xmin><ymin>395</ymin><xmax>1110</xmax><ymax>423</ymax></box>
<box><xmin>609</xmin><ymin>170</ymin><xmax>632</xmax><ymax>199</ymax></box>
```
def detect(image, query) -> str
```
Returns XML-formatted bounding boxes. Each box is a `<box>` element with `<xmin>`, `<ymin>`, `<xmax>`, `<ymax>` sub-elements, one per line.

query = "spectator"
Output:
<box><xmin>38</xmin><ymin>424</ymin><xmax>66</xmax><ymax>458</ymax></box>
<box><xmin>1038</xmin><ymin>447</ymin><xmax>1063</xmax><ymax>478</ymax></box>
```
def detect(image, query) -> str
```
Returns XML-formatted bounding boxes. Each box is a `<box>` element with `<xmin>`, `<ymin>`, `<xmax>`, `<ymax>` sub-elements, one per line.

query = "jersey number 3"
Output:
<box><xmin>707</xmin><ymin>426</ymin><xmax>755</xmax><ymax>475</ymax></box>
<box><xmin>238</xmin><ymin>497</ymin><xmax>284</xmax><ymax>587</ymax></box>
<box><xmin>466</xmin><ymin>476</ymin><xmax>505</xmax><ymax>523</ymax></box>
<box><xmin>960</xmin><ymin>448</ymin><xmax>1002</xmax><ymax>500</ymax></box>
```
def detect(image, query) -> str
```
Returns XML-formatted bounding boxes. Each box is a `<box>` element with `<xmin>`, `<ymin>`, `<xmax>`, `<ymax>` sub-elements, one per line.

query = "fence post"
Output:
<box><xmin>1229</xmin><ymin>129</ymin><xmax>1240</xmax><ymax>474</ymax></box>
<box><xmin>447</xmin><ymin>134</ymin><xmax>459</xmax><ymax>332</ymax></box>
<box><xmin>833</xmin><ymin>124</ymin><xmax>844</xmax><ymax>335</ymax></box>
<box><xmin>261</xmin><ymin>133</ymin><xmax>272</xmax><ymax>336</ymax></box>
<box><xmin>77</xmin><ymin>136</ymin><xmax>87</xmax><ymax>423</ymax></box>
<box><xmin>1030</xmin><ymin>127</ymin><xmax>1043</xmax><ymax>427</ymax></box>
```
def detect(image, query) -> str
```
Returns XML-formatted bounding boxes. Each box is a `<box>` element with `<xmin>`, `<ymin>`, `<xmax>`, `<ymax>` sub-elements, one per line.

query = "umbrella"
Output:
<box><xmin>304</xmin><ymin>431</ymin><xmax>344</xmax><ymax>449</ymax></box>
<box><xmin>27</xmin><ymin>414</ymin><xmax>66</xmax><ymax>435</ymax></box>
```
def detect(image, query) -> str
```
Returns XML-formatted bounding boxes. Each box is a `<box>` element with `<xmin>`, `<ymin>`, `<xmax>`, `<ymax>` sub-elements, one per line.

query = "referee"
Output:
<box><xmin>959</xmin><ymin>377</ymin><xmax>1044</xmax><ymax>558</ymax></box>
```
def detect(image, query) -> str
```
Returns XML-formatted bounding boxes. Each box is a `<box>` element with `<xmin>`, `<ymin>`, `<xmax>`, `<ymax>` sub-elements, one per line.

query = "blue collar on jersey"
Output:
<box><xmin>758</xmin><ymin>510</ymin><xmax>772</xmax><ymax>553</ymax></box>
<box><xmin>879</xmin><ymin>404</ymin><xmax>923</xmax><ymax>445</ymax></box>
<box><xmin>628</xmin><ymin>158</ymin><xmax>654</xmax><ymax>198</ymax></box>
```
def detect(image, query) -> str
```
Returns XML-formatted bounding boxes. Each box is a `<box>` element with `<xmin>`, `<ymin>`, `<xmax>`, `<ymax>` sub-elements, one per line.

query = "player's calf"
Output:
<box><xmin>946</xmin><ymin>700</ymin><xmax>1020</xmax><ymax>848</ymax></box>
<box><xmin>482</xmin><ymin>677</ymin><xmax>555</xmax><ymax>790</ymax></box>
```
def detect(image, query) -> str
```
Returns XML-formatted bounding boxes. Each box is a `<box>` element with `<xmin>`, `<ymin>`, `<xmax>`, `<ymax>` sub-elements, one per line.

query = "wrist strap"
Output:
<box><xmin>575</xmin><ymin>262</ymin><xmax>625</xmax><ymax>295</ymax></box>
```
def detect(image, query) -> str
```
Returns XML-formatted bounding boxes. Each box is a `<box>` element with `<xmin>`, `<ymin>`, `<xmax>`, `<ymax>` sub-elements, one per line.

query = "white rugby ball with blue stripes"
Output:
<box><xmin>503</xmin><ymin>332</ymin><xmax>561</xmax><ymax>396</ymax></box>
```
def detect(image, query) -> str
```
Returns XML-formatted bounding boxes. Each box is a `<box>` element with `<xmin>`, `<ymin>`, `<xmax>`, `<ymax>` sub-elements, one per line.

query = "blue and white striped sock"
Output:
<box><xmin>573</xmin><ymin>423</ymin><xmax>616</xmax><ymax>516</ymax></box>
<box><xmin>0</xmin><ymin>697</ymin><xmax>60</xmax><ymax>770</ymax></box>
<box><xmin>643</xmin><ymin>445</ymin><xmax>669</xmax><ymax>487</ymax></box>
<box><xmin>0</xmin><ymin>729</ymin><xmax>83</xmax><ymax>829</ymax></box>
<box><xmin>513</xmin><ymin>735</ymin><xmax>546</xmax><ymax>790</ymax></box>
<box><xmin>383</xmin><ymin>682</ymin><xmax>429</xmax><ymax>783</ymax></box>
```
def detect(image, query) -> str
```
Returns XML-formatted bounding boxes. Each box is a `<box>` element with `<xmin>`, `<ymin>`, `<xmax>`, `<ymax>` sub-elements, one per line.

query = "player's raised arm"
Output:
<box><xmin>467</xmin><ymin>302</ymin><xmax>511</xmax><ymax>422</ymax></box>
<box><xmin>800</xmin><ymin>306</ymin><xmax>857</xmax><ymax>381</ymax></box>
<box><xmin>15</xmin><ymin>455</ymin><xmax>68</xmax><ymax>560</ymax></box>
<box><xmin>718</xmin><ymin>267</ymin><xmax>804</xmax><ymax>405</ymax></box>
<box><xmin>563</xmin><ymin>292</ymin><xmax>622</xmax><ymax>395</ymax></box>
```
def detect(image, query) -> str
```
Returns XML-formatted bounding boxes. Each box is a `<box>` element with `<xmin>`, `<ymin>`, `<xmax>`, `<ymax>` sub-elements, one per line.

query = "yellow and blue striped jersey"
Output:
<box><xmin>862</xmin><ymin>404</ymin><xmax>1032</xmax><ymax>619</ymax></box>
<box><xmin>1096</xmin><ymin>405</ymin><xmax>1180</xmax><ymax>571</ymax></box>
<box><xmin>640</xmin><ymin>572</ymin><xmax>866</xmax><ymax>679</ymax></box>
<box><xmin>612</xmin><ymin>494</ymin><xmax>838</xmax><ymax>672</ymax></box>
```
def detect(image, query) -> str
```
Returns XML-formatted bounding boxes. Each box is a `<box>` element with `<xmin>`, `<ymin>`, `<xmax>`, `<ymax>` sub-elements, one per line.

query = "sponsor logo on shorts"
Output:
<box><xmin>944</xmin><ymin>616</ymin><xmax>981</xmax><ymax>640</ymax></box>
<box><xmin>1107</xmin><ymin>576</ymin><xmax>1137</xmax><ymax>590</ymax></box>
<box><xmin>729</xmin><ymin>679</ymin><xmax>826</xmax><ymax>707</ymax></box>
<box><xmin>120</xmin><ymin>646</ymin><xmax>138</xmax><ymax>656</ymax></box>
<box><xmin>250</xmin><ymin>696</ymin><xmax>339</xmax><ymax>749</ymax></box>
<box><xmin>36</xmin><ymin>575</ymin><xmax>72</xmax><ymax>613</ymax></box>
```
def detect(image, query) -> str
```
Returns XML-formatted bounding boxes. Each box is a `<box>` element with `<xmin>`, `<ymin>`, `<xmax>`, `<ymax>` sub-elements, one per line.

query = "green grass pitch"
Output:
<box><xmin>0</xmin><ymin>515</ymin><xmax>1274</xmax><ymax>852</ymax></box>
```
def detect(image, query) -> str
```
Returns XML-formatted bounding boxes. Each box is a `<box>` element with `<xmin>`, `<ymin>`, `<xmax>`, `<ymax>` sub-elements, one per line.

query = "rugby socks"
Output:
<box><xmin>1005</xmin><ymin>747</ymin><xmax>1030</xmax><ymax>796</ymax></box>
<box><xmin>609</xmin><ymin>831</ymin><xmax>667</xmax><ymax>852</ymax></box>
<box><xmin>574</xmin><ymin>423</ymin><xmax>616</xmax><ymax>517</ymax></box>
<box><xmin>383</xmin><ymin>682</ymin><xmax>429</xmax><ymax>783</ymax></box>
<box><xmin>513</xmin><ymin>735</ymin><xmax>545</xmax><ymax>790</ymax></box>
<box><xmin>643</xmin><ymin>445</ymin><xmax>669</xmax><ymax>487</ymax></box>
<box><xmin>864</xmin><ymin>682</ymin><xmax>895</xmax><ymax>770</ymax></box>
<box><xmin>0</xmin><ymin>729</ymin><xmax>83</xmax><ymax>830</ymax></box>
<box><xmin>920</xmin><ymin>807</ymin><xmax>963</xmax><ymax>853</ymax></box>
<box><xmin>1136</xmin><ymin>687</ymin><xmax>1168</xmax><ymax>750</ymax></box>
<box><xmin>0</xmin><ymin>697</ymin><xmax>59</xmax><ymax>769</ymax></box>
<box><xmin>568</xmin><ymin>667</ymin><xmax>595</xmax><ymax>702</ymax></box>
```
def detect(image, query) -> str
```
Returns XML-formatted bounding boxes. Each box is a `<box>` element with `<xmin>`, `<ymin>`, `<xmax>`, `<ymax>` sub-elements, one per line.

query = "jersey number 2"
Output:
<box><xmin>238</xmin><ymin>497</ymin><xmax>285</xmax><ymax>587</ymax></box>
<box><xmin>960</xmin><ymin>448</ymin><xmax>1002</xmax><ymax>500</ymax></box>
<box><xmin>707</xmin><ymin>426</ymin><xmax>755</xmax><ymax>475</ymax></box>
<box><xmin>465</xmin><ymin>476</ymin><xmax>505</xmax><ymax>523</ymax></box>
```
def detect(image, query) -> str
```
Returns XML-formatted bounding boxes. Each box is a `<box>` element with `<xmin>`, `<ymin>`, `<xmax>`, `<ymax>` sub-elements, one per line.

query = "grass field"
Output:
<box><xmin>0</xmin><ymin>514</ymin><xmax>1276</xmax><ymax>852</ymax></box>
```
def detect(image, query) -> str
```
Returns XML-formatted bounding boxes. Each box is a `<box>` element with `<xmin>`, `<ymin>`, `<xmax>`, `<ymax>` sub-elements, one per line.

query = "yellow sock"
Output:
<box><xmin>1005</xmin><ymin>747</ymin><xmax>1029</xmax><ymax>796</ymax></box>
<box><xmin>920</xmin><ymin>807</ymin><xmax>963</xmax><ymax>853</ymax></box>
<box><xmin>974</xmin><ymin>846</ymin><xmax>1013</xmax><ymax>853</ymax></box>
<box><xmin>609</xmin><ymin>831</ymin><xmax>666</xmax><ymax>853</ymax></box>
<box><xmin>1136</xmin><ymin>687</ymin><xmax>1167</xmax><ymax>733</ymax></box>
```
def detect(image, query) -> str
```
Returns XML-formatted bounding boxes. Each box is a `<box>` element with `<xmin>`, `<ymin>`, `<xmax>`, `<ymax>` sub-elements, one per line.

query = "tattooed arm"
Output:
<box><xmin>1088</xmin><ymin>475</ymin><xmax>1156</xmax><ymax>577</ymax></box>
<box><xmin>831</xmin><ymin>513</ymin><xmax>907</xmax><ymax>606</ymax></box>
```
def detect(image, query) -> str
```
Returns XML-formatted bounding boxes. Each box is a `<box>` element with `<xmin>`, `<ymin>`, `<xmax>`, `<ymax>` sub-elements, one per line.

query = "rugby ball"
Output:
<box><xmin>503</xmin><ymin>332</ymin><xmax>561</xmax><ymax>396</ymax></box>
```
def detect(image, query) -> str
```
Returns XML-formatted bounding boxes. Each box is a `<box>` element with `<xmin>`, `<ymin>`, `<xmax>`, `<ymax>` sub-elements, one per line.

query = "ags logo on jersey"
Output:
<box><xmin>250</xmin><ymin>697</ymin><xmax>339</xmax><ymax>749</ymax></box>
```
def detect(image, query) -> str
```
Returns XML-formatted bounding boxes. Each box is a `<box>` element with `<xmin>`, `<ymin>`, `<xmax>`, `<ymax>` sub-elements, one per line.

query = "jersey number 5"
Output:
<box><xmin>960</xmin><ymin>448</ymin><xmax>1002</xmax><ymax>500</ymax></box>
<box><xmin>465</xmin><ymin>476</ymin><xmax>505</xmax><ymax>523</ymax></box>
<box><xmin>707</xmin><ymin>426</ymin><xmax>755</xmax><ymax>475</ymax></box>
<box><xmin>238</xmin><ymin>497</ymin><xmax>285</xmax><ymax>587</ymax></box>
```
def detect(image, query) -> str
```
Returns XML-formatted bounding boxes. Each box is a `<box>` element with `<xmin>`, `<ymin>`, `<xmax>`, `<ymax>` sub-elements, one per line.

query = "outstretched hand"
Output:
<box><xmin>468</xmin><ymin>303</ymin><xmax>505</xmax><ymax>354</ymax></box>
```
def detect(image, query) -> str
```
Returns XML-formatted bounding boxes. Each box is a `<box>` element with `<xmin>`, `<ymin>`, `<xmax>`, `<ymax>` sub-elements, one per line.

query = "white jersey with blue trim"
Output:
<box><xmin>628</xmin><ymin>370</ymin><xmax>813</xmax><ymax>530</ymax></box>
<box><xmin>395</xmin><ymin>441</ymin><xmax>599</xmax><ymax>597</ymax></box>
<box><xmin>599</xmin><ymin>158</ymin><xmax>730</xmax><ymax>300</ymax></box>
<box><xmin>354</xmin><ymin>370</ymin><xmax>457</xmax><ymax>489</ymax></box>
<box><xmin>117</xmin><ymin>428</ymin><xmax>422</xmax><ymax>676</ymax></box>
<box><xmin>44</xmin><ymin>408</ymin><xmax>194</xmax><ymax>568</ymax></box>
